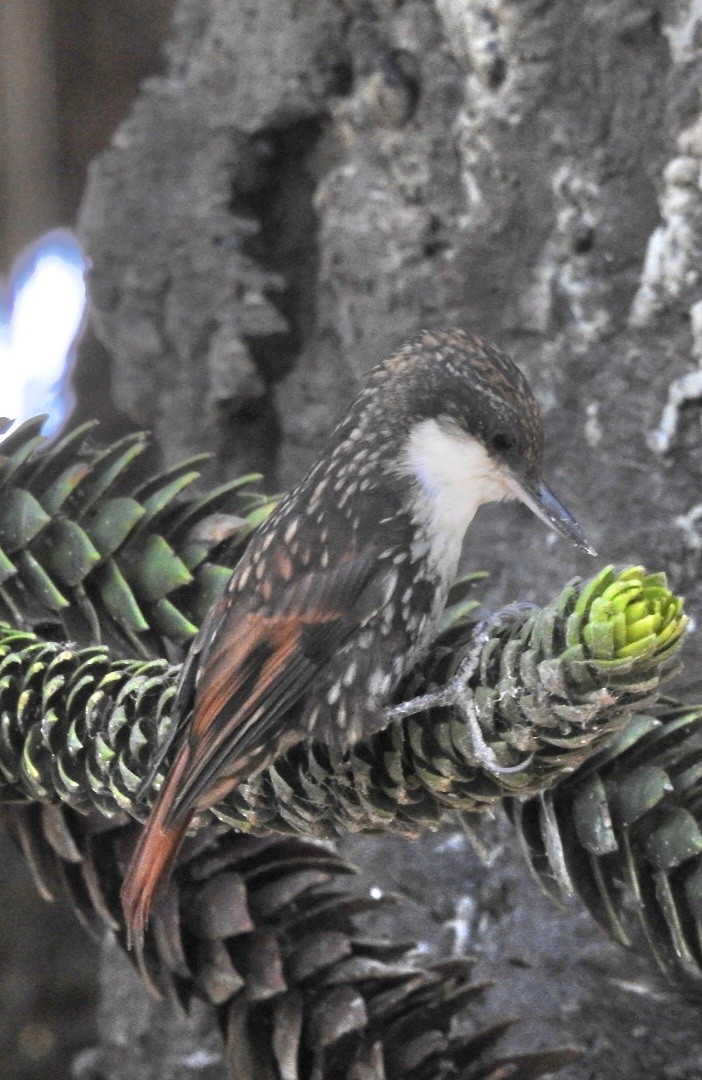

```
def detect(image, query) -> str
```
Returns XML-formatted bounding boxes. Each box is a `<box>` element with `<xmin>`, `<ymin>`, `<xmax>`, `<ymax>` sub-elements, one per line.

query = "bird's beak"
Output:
<box><xmin>503</xmin><ymin>474</ymin><xmax>597</xmax><ymax>555</ymax></box>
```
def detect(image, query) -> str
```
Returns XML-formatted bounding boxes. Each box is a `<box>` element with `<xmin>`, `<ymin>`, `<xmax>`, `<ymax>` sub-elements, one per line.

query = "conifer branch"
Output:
<box><xmin>0</xmin><ymin>567</ymin><xmax>686</xmax><ymax>841</ymax></box>
<box><xmin>5</xmin><ymin>801</ymin><xmax>579</xmax><ymax>1080</ymax></box>
<box><xmin>511</xmin><ymin>697</ymin><xmax>702</xmax><ymax>994</ymax></box>
<box><xmin>0</xmin><ymin>416</ymin><xmax>275</xmax><ymax>657</ymax></box>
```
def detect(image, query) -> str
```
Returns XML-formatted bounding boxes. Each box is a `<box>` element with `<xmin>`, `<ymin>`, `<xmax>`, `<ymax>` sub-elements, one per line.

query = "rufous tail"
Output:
<box><xmin>121</xmin><ymin>742</ymin><xmax>193</xmax><ymax>950</ymax></box>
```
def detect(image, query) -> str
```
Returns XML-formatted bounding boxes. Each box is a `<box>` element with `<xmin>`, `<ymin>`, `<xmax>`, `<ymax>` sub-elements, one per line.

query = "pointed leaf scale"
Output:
<box><xmin>0</xmin><ymin>415</ymin><xmax>48</xmax><ymax>457</ymax></box>
<box><xmin>656</xmin><ymin>614</ymin><xmax>688</xmax><ymax>648</ymax></box>
<box><xmin>446</xmin><ymin>569</ymin><xmax>489</xmax><ymax>606</ymax></box>
<box><xmin>189</xmin><ymin>872</ymin><xmax>253</xmax><ymax>939</ymax></box>
<box><xmin>0</xmin><ymin>436</ymin><xmax>46</xmax><ymax>487</ymax></box>
<box><xmin>0</xmin><ymin>548</ymin><xmax>17</xmax><ymax>585</ymax></box>
<box><xmin>41</xmin><ymin>674</ymin><xmax>69</xmax><ymax>720</ymax></box>
<box><xmin>638</xmin><ymin>710</ymin><xmax>702</xmax><ymax>757</ymax></box>
<box><xmin>616</xmin><ymin>634</ymin><xmax>657</xmax><ymax>660</ymax></box>
<box><xmin>601</xmin><ymin>580</ymin><xmax>641</xmax><ymax>606</ymax></box>
<box><xmin>587</xmin><ymin>845</ymin><xmax>634</xmax><ymax>947</ymax></box>
<box><xmin>643</xmin><ymin>571</ymin><xmax>668</xmax><ymax>589</ymax></box>
<box><xmin>93</xmin><ymin>560</ymin><xmax>149</xmax><ymax>635</ymax></box>
<box><xmin>645</xmin><ymin>808</ymin><xmax>702</xmax><ymax>870</ymax></box>
<box><xmin>37</xmin><ymin>461</ymin><xmax>92</xmax><ymax>515</ymax></box>
<box><xmin>0</xmin><ymin>488</ymin><xmax>51</xmax><ymax>552</ymax></box>
<box><xmin>616</xmin><ymin>566</ymin><xmax>646</xmax><ymax>583</ymax></box>
<box><xmin>25</xmin><ymin>421</ymin><xmax>98</xmax><ymax>487</ymax></box>
<box><xmin>87</xmin><ymin>498</ymin><xmax>146</xmax><ymax>556</ymax></box>
<box><xmin>651</xmin><ymin>870</ymin><xmax>701</xmax><ymax>971</ymax></box>
<box><xmin>18</xmin><ymin>550</ymin><xmax>69</xmax><ymax>610</ymax></box>
<box><xmin>129</xmin><ymin>471</ymin><xmax>202</xmax><ymax>538</ymax></box>
<box><xmin>64</xmin><ymin>672</ymin><xmax>100</xmax><ymax>723</ymax></box>
<box><xmin>95</xmin><ymin>732</ymin><xmax>115</xmax><ymax>763</ymax></box>
<box><xmin>43</xmin><ymin>519</ymin><xmax>102</xmax><ymax>587</ymax></box>
<box><xmin>583</xmin><ymin>620</ymin><xmax>615</xmax><ymax>660</ymax></box>
<box><xmin>611</xmin><ymin>612</ymin><xmax>628</xmax><ymax>652</ymax></box>
<box><xmin>588</xmin><ymin>597</ymin><xmax>614</xmax><ymax>624</ymax></box>
<box><xmin>573</xmin><ymin>565</ymin><xmax>615</xmax><ymax>618</ymax></box>
<box><xmin>151</xmin><ymin>598</ymin><xmax>198</xmax><ymax>640</ymax></box>
<box><xmin>245</xmin><ymin>502</ymin><xmax>277</xmax><ymax>530</ymax></box>
<box><xmin>115</xmin><ymin>758</ymin><xmax>142</xmax><ymax>795</ymax></box>
<box><xmin>625</xmin><ymin>600</ymin><xmax>650</xmax><ymax>625</ymax></box>
<box><xmin>270</xmin><ymin>991</ymin><xmax>303</xmax><ymax>1080</ymax></box>
<box><xmin>198</xmin><ymin>940</ymin><xmax>245</xmax><ymax>1003</ymax></box>
<box><xmin>626</xmin><ymin>613</ymin><xmax>662</xmax><ymax>643</ymax></box>
<box><xmin>71</xmin><ymin>433</ymin><xmax>148</xmax><ymax>517</ymax></box>
<box><xmin>127</xmin><ymin>725</ymin><xmax>151</xmax><ymax>771</ymax></box>
<box><xmin>130</xmin><ymin>454</ymin><xmax>211</xmax><ymax>502</ymax></box>
<box><xmin>671</xmin><ymin>757</ymin><xmax>702</xmax><ymax>796</ymax></box>
<box><xmin>186</xmin><ymin>561</ymin><xmax>233</xmax><ymax>622</ymax></box>
<box><xmin>122</xmin><ymin>534</ymin><xmax>193</xmax><ymax>603</ymax></box>
<box><xmin>304</xmin><ymin>986</ymin><xmax>368</xmax><ymax>1049</ymax></box>
<box><xmin>20</xmin><ymin>727</ymin><xmax>50</xmax><ymax>799</ymax></box>
<box><xmin>564</xmin><ymin>610</ymin><xmax>583</xmax><ymax>649</ymax></box>
<box><xmin>572</xmin><ymin>773</ymin><xmax>617</xmax><ymax>855</ymax></box>
<box><xmin>438</xmin><ymin>598</ymin><xmax>480</xmax><ymax>634</ymax></box>
<box><xmin>610</xmin><ymin>765</ymin><xmax>672</xmax><ymax>827</ymax></box>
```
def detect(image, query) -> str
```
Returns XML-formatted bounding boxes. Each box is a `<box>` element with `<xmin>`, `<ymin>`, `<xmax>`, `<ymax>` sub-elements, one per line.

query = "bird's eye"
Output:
<box><xmin>491</xmin><ymin>431</ymin><xmax>515</xmax><ymax>453</ymax></box>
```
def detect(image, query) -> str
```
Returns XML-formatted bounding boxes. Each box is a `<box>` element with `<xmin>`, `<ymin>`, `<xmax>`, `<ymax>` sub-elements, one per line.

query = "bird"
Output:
<box><xmin>121</xmin><ymin>328</ymin><xmax>594</xmax><ymax>946</ymax></box>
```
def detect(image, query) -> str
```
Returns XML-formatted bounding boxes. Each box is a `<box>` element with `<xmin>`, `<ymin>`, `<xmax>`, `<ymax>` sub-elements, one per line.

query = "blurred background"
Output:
<box><xmin>3</xmin><ymin>1</ymin><xmax>702</xmax><ymax>1078</ymax></box>
<box><xmin>1</xmin><ymin>1</ymin><xmax>171</xmax><ymax>260</ymax></box>
<box><xmin>1</xmin><ymin>0</ymin><xmax>172</xmax><ymax>439</ymax></box>
<box><xmin>1</xmin><ymin>4</ymin><xmax>170</xmax><ymax>1077</ymax></box>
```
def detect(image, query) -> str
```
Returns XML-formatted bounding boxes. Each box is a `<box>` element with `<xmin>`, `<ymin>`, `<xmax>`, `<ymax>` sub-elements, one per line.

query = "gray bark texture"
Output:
<box><xmin>76</xmin><ymin>1</ymin><xmax>702</xmax><ymax>1077</ymax></box>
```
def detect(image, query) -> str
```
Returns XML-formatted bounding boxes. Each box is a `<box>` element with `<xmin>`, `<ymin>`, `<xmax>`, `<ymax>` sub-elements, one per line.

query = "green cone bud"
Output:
<box><xmin>564</xmin><ymin>565</ymin><xmax>687</xmax><ymax>665</ymax></box>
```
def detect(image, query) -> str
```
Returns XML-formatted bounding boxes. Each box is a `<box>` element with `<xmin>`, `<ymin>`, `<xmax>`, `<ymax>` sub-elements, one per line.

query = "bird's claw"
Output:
<box><xmin>444</xmin><ymin>667</ymin><xmax>533</xmax><ymax>776</ymax></box>
<box><xmin>437</xmin><ymin>602</ymin><xmax>535</xmax><ymax>775</ymax></box>
<box><xmin>386</xmin><ymin>602</ymin><xmax>536</xmax><ymax>778</ymax></box>
<box><xmin>479</xmin><ymin>754</ymin><xmax>534</xmax><ymax>776</ymax></box>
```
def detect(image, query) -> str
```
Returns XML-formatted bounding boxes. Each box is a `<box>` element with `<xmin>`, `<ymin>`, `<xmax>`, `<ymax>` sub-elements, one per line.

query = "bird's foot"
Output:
<box><xmin>448</xmin><ymin>673</ymin><xmax>533</xmax><ymax>775</ymax></box>
<box><xmin>386</xmin><ymin>602</ymin><xmax>536</xmax><ymax>776</ymax></box>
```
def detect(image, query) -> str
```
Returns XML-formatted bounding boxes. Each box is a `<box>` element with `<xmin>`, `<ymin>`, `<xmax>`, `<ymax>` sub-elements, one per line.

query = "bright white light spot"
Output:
<box><xmin>181</xmin><ymin>1049</ymin><xmax>223</xmax><ymax>1068</ymax></box>
<box><xmin>0</xmin><ymin>229</ymin><xmax>89</xmax><ymax>441</ymax></box>
<box><xmin>436</xmin><ymin>832</ymin><xmax>466</xmax><ymax>853</ymax></box>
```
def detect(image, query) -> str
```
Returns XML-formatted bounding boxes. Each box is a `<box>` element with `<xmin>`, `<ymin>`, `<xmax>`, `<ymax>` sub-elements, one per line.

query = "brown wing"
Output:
<box><xmin>161</xmin><ymin>551</ymin><xmax>393</xmax><ymax>825</ymax></box>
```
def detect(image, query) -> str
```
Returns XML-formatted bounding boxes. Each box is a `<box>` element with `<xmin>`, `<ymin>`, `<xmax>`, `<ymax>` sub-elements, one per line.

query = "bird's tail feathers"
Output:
<box><xmin>121</xmin><ymin>742</ymin><xmax>193</xmax><ymax>951</ymax></box>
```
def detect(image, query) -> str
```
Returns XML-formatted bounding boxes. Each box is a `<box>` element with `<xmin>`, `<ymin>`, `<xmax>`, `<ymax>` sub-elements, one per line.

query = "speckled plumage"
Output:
<box><xmin>122</xmin><ymin>328</ymin><xmax>573</xmax><ymax>945</ymax></box>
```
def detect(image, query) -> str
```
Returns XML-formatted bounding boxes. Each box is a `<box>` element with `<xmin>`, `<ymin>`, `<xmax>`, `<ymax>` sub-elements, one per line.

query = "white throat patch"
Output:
<box><xmin>399</xmin><ymin>417</ymin><xmax>514</xmax><ymax>573</ymax></box>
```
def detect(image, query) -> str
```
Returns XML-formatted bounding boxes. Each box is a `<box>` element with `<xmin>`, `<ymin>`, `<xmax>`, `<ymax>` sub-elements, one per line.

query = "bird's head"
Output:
<box><xmin>373</xmin><ymin>329</ymin><xmax>594</xmax><ymax>555</ymax></box>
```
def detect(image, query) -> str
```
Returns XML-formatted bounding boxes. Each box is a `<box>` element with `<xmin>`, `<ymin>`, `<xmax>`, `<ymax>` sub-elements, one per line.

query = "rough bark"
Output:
<box><xmin>76</xmin><ymin>1</ymin><xmax>702</xmax><ymax>1077</ymax></box>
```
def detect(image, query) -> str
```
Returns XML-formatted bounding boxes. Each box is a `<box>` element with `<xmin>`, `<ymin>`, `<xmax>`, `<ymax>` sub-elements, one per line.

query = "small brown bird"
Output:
<box><xmin>122</xmin><ymin>329</ymin><xmax>593</xmax><ymax>944</ymax></box>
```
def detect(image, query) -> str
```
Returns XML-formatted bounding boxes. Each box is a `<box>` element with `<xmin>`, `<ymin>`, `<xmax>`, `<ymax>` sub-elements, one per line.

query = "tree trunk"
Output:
<box><xmin>77</xmin><ymin>1</ymin><xmax>702</xmax><ymax>1076</ymax></box>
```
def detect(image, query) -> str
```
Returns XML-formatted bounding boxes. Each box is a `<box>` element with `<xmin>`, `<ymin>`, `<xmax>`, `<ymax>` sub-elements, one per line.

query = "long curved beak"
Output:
<box><xmin>504</xmin><ymin>474</ymin><xmax>596</xmax><ymax>555</ymax></box>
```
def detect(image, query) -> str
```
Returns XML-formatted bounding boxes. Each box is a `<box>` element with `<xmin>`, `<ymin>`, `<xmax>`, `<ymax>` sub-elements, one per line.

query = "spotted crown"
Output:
<box><xmin>364</xmin><ymin>328</ymin><xmax>544</xmax><ymax>477</ymax></box>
